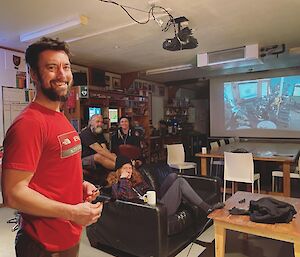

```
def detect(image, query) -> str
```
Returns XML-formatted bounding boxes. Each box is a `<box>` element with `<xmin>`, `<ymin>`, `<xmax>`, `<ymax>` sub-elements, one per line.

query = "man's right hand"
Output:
<box><xmin>70</xmin><ymin>201</ymin><xmax>103</xmax><ymax>226</ymax></box>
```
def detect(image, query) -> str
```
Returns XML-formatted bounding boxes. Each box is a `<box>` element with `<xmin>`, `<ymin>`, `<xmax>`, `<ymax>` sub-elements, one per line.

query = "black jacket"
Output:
<box><xmin>249</xmin><ymin>197</ymin><xmax>297</xmax><ymax>224</ymax></box>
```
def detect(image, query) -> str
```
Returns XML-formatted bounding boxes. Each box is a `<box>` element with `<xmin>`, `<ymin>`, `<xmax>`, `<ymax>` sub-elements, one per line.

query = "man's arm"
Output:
<box><xmin>90</xmin><ymin>142</ymin><xmax>116</xmax><ymax>161</ymax></box>
<box><xmin>1</xmin><ymin>169</ymin><xmax>102</xmax><ymax>226</ymax></box>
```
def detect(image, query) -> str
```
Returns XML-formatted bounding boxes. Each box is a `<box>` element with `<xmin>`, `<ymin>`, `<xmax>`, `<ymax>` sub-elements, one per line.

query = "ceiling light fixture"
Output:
<box><xmin>66</xmin><ymin>12</ymin><xmax>168</xmax><ymax>43</ymax></box>
<box><xmin>20</xmin><ymin>15</ymin><xmax>88</xmax><ymax>43</ymax></box>
<box><xmin>145</xmin><ymin>64</ymin><xmax>193</xmax><ymax>75</ymax></box>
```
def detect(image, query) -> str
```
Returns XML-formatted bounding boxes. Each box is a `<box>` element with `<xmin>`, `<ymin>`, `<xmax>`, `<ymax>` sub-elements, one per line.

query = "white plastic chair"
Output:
<box><xmin>228</xmin><ymin>137</ymin><xmax>235</xmax><ymax>144</ymax></box>
<box><xmin>209</xmin><ymin>141</ymin><xmax>224</xmax><ymax>177</ymax></box>
<box><xmin>234</xmin><ymin>136</ymin><xmax>240</xmax><ymax>143</ymax></box>
<box><xmin>272</xmin><ymin>158</ymin><xmax>300</xmax><ymax>192</ymax></box>
<box><xmin>223</xmin><ymin>152</ymin><xmax>260</xmax><ymax>202</ymax></box>
<box><xmin>219</xmin><ymin>139</ymin><xmax>226</xmax><ymax>146</ymax></box>
<box><xmin>166</xmin><ymin>144</ymin><xmax>197</xmax><ymax>175</ymax></box>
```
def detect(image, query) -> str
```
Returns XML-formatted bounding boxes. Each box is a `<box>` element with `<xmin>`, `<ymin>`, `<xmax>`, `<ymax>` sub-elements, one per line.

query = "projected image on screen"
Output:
<box><xmin>238</xmin><ymin>82</ymin><xmax>257</xmax><ymax>100</ymax></box>
<box><xmin>224</xmin><ymin>75</ymin><xmax>300</xmax><ymax>131</ymax></box>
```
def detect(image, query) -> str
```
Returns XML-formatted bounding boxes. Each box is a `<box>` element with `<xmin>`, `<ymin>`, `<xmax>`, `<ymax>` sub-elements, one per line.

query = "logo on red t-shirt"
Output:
<box><xmin>58</xmin><ymin>131</ymin><xmax>81</xmax><ymax>158</ymax></box>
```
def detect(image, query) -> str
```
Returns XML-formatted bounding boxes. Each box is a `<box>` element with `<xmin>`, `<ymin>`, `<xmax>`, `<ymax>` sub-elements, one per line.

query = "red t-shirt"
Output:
<box><xmin>2</xmin><ymin>102</ymin><xmax>83</xmax><ymax>251</ymax></box>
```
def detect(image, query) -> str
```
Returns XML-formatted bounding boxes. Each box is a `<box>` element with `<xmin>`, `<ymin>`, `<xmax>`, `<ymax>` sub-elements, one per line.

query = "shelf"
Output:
<box><xmin>165</xmin><ymin>106</ymin><xmax>190</xmax><ymax>109</ymax></box>
<box><xmin>165</xmin><ymin>114</ymin><xmax>188</xmax><ymax>116</ymax></box>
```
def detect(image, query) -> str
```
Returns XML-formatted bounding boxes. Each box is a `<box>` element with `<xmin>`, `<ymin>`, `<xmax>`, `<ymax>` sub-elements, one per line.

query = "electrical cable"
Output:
<box><xmin>184</xmin><ymin>218</ymin><xmax>213</xmax><ymax>257</ymax></box>
<box><xmin>98</xmin><ymin>0</ymin><xmax>176</xmax><ymax>34</ymax></box>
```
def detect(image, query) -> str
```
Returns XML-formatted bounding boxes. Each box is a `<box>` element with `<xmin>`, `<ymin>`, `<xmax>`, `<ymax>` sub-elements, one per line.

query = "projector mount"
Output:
<box><xmin>98</xmin><ymin>1</ymin><xmax>198</xmax><ymax>51</ymax></box>
<box><xmin>162</xmin><ymin>16</ymin><xmax>198</xmax><ymax>51</ymax></box>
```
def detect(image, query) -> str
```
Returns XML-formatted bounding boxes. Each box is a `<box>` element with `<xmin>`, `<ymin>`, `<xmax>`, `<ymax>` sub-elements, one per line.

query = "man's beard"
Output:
<box><xmin>37</xmin><ymin>73</ymin><xmax>72</xmax><ymax>102</ymax></box>
<box><xmin>92</xmin><ymin>126</ymin><xmax>103</xmax><ymax>134</ymax></box>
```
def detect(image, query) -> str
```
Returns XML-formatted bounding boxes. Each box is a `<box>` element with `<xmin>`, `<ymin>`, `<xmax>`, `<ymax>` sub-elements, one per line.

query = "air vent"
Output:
<box><xmin>197</xmin><ymin>44</ymin><xmax>262</xmax><ymax>67</ymax></box>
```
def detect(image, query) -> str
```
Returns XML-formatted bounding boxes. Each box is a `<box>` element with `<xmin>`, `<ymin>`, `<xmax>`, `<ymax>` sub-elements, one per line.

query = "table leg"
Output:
<box><xmin>282</xmin><ymin>162</ymin><xmax>291</xmax><ymax>197</ymax></box>
<box><xmin>215</xmin><ymin>223</ymin><xmax>226</xmax><ymax>257</ymax></box>
<box><xmin>200</xmin><ymin>157</ymin><xmax>207</xmax><ymax>176</ymax></box>
<box><xmin>294</xmin><ymin>242</ymin><xmax>300</xmax><ymax>257</ymax></box>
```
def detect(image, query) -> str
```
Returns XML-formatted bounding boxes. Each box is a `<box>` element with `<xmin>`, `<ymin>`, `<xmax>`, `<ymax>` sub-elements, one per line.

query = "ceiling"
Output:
<box><xmin>1</xmin><ymin>0</ymin><xmax>300</xmax><ymax>85</ymax></box>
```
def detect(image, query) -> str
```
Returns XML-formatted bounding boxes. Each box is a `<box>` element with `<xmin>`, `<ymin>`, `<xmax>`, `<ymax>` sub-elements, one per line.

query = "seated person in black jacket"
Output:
<box><xmin>107</xmin><ymin>157</ymin><xmax>224</xmax><ymax>216</ymax></box>
<box><xmin>111</xmin><ymin>117</ymin><xmax>141</xmax><ymax>153</ymax></box>
<box><xmin>80</xmin><ymin>114</ymin><xmax>116</xmax><ymax>175</ymax></box>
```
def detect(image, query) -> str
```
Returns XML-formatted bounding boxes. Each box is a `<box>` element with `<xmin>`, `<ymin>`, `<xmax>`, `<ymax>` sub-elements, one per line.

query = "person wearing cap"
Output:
<box><xmin>107</xmin><ymin>157</ymin><xmax>224</xmax><ymax>216</ymax></box>
<box><xmin>110</xmin><ymin>116</ymin><xmax>142</xmax><ymax>160</ymax></box>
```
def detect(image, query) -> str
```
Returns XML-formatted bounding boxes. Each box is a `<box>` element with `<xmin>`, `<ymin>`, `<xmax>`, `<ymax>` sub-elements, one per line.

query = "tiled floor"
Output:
<box><xmin>0</xmin><ymin>185</ymin><xmax>297</xmax><ymax>257</ymax></box>
<box><xmin>0</xmin><ymin>207</ymin><xmax>114</xmax><ymax>257</ymax></box>
<box><xmin>0</xmin><ymin>207</ymin><xmax>209</xmax><ymax>257</ymax></box>
<box><xmin>199</xmin><ymin>231</ymin><xmax>294</xmax><ymax>257</ymax></box>
<box><xmin>0</xmin><ymin>206</ymin><xmax>295</xmax><ymax>257</ymax></box>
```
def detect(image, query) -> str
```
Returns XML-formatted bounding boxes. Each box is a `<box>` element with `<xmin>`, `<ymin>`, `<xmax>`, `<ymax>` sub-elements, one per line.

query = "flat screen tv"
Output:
<box><xmin>109</xmin><ymin>108</ymin><xmax>118</xmax><ymax>123</ymax></box>
<box><xmin>88</xmin><ymin>107</ymin><xmax>101</xmax><ymax>119</ymax></box>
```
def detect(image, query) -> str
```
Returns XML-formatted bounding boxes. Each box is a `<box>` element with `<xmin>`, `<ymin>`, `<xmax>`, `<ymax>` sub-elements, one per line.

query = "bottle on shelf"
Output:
<box><xmin>167</xmin><ymin>119</ymin><xmax>173</xmax><ymax>134</ymax></box>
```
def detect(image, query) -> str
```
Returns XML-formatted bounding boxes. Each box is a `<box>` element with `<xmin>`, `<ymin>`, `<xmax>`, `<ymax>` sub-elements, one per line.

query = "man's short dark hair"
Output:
<box><xmin>25</xmin><ymin>37</ymin><xmax>71</xmax><ymax>71</ymax></box>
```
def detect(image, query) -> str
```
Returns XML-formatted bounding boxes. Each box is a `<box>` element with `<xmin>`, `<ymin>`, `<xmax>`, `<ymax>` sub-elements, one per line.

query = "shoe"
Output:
<box><xmin>207</xmin><ymin>202</ymin><xmax>225</xmax><ymax>214</ymax></box>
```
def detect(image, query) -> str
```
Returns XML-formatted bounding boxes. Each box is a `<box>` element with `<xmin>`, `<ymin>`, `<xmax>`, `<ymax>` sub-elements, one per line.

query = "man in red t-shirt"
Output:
<box><xmin>1</xmin><ymin>37</ymin><xmax>102</xmax><ymax>257</ymax></box>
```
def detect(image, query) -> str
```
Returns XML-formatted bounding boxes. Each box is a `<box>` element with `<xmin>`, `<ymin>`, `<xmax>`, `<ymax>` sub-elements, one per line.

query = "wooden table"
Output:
<box><xmin>195</xmin><ymin>141</ymin><xmax>300</xmax><ymax>196</ymax></box>
<box><xmin>208</xmin><ymin>191</ymin><xmax>300</xmax><ymax>257</ymax></box>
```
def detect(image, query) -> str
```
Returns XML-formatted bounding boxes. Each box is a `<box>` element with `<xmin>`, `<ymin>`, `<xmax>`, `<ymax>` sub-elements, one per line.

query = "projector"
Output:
<box><xmin>162</xmin><ymin>17</ymin><xmax>198</xmax><ymax>51</ymax></box>
<box><xmin>163</xmin><ymin>34</ymin><xmax>198</xmax><ymax>51</ymax></box>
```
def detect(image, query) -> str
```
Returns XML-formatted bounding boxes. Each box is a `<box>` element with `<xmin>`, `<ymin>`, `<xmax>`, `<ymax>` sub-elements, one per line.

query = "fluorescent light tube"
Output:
<box><xmin>146</xmin><ymin>64</ymin><xmax>193</xmax><ymax>75</ymax></box>
<box><xmin>20</xmin><ymin>15</ymin><xmax>88</xmax><ymax>42</ymax></box>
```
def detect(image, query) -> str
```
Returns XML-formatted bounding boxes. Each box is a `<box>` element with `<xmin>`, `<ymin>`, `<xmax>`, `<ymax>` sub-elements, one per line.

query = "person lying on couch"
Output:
<box><xmin>106</xmin><ymin>156</ymin><xmax>224</xmax><ymax>216</ymax></box>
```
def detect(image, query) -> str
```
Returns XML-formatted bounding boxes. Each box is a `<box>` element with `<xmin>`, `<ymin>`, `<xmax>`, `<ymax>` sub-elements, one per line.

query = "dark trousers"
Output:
<box><xmin>15</xmin><ymin>229</ymin><xmax>79</xmax><ymax>257</ymax></box>
<box><xmin>160</xmin><ymin>174</ymin><xmax>209</xmax><ymax>216</ymax></box>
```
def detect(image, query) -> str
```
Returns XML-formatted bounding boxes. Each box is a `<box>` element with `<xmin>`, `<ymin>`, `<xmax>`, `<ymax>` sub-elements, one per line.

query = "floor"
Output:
<box><xmin>0</xmin><ymin>207</ymin><xmax>113</xmax><ymax>257</ymax></box>
<box><xmin>0</xmin><ymin>177</ymin><xmax>298</xmax><ymax>257</ymax></box>
<box><xmin>0</xmin><ymin>205</ymin><xmax>295</xmax><ymax>257</ymax></box>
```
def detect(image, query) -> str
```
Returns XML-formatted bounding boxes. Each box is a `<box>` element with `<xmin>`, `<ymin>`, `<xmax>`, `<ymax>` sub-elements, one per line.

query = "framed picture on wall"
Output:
<box><xmin>104</xmin><ymin>75</ymin><xmax>111</xmax><ymax>86</ymax></box>
<box><xmin>112</xmin><ymin>77</ymin><xmax>121</xmax><ymax>89</ymax></box>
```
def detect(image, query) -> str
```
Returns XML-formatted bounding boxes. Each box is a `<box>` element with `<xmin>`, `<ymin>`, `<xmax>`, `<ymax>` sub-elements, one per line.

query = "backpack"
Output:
<box><xmin>249</xmin><ymin>197</ymin><xmax>297</xmax><ymax>224</ymax></box>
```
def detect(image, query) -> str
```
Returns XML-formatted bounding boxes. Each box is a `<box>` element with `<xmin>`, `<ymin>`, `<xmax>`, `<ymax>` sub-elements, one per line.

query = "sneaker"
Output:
<box><xmin>207</xmin><ymin>202</ymin><xmax>225</xmax><ymax>214</ymax></box>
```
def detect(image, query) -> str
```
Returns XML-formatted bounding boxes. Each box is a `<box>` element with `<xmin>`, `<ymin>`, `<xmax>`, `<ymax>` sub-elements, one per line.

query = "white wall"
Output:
<box><xmin>0</xmin><ymin>48</ymin><xmax>27</xmax><ymax>145</ymax></box>
<box><xmin>191</xmin><ymin>99</ymin><xmax>209</xmax><ymax>133</ymax></box>
<box><xmin>152</xmin><ymin>95</ymin><xmax>164</xmax><ymax>129</ymax></box>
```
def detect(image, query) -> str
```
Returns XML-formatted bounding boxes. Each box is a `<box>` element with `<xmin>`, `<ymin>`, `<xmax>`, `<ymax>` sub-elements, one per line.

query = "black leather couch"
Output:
<box><xmin>86</xmin><ymin>163</ymin><xmax>221</xmax><ymax>257</ymax></box>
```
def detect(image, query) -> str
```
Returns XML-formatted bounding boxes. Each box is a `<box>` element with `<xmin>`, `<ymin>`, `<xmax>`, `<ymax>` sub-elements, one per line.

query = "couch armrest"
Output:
<box><xmin>87</xmin><ymin>199</ymin><xmax>168</xmax><ymax>257</ymax></box>
<box><xmin>180</xmin><ymin>174</ymin><xmax>222</xmax><ymax>204</ymax></box>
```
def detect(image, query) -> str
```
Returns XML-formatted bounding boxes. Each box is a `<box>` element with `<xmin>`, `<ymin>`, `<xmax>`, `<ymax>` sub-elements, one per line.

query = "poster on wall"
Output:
<box><xmin>16</xmin><ymin>71</ymin><xmax>26</xmax><ymax>88</ymax></box>
<box><xmin>5</xmin><ymin>51</ymin><xmax>26</xmax><ymax>71</ymax></box>
<box><xmin>2</xmin><ymin>87</ymin><xmax>34</xmax><ymax>141</ymax></box>
<box><xmin>112</xmin><ymin>77</ymin><xmax>121</xmax><ymax>89</ymax></box>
